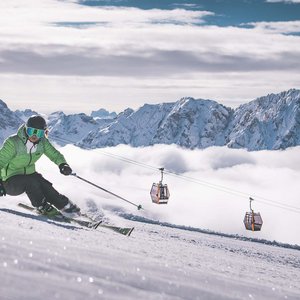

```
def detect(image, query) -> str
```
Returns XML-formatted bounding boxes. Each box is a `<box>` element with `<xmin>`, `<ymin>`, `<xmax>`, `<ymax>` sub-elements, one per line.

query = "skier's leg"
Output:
<box><xmin>3</xmin><ymin>175</ymin><xmax>26</xmax><ymax>196</ymax></box>
<box><xmin>33</xmin><ymin>173</ymin><xmax>69</xmax><ymax>210</ymax></box>
<box><xmin>37</xmin><ymin>174</ymin><xmax>80</xmax><ymax>213</ymax></box>
<box><xmin>39</xmin><ymin>174</ymin><xmax>80</xmax><ymax>213</ymax></box>
<box><xmin>4</xmin><ymin>174</ymin><xmax>47</xmax><ymax>207</ymax></box>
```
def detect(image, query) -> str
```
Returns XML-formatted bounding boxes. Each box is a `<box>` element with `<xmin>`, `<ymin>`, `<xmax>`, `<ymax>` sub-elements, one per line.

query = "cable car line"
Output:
<box><xmin>162</xmin><ymin>170</ymin><xmax>300</xmax><ymax>213</ymax></box>
<box><xmin>83</xmin><ymin>144</ymin><xmax>300</xmax><ymax>212</ymax></box>
<box><xmin>48</xmin><ymin>134</ymin><xmax>300</xmax><ymax>214</ymax></box>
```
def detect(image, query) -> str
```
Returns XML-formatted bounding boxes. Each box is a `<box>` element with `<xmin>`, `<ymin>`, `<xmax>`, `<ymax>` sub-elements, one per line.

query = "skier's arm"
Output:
<box><xmin>0</xmin><ymin>138</ymin><xmax>16</xmax><ymax>178</ymax></box>
<box><xmin>44</xmin><ymin>140</ymin><xmax>73</xmax><ymax>176</ymax></box>
<box><xmin>43</xmin><ymin>139</ymin><xmax>67</xmax><ymax>166</ymax></box>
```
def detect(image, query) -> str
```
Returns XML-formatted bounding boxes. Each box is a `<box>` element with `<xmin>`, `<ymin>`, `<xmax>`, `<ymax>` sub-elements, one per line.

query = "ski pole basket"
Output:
<box><xmin>243</xmin><ymin>197</ymin><xmax>263</xmax><ymax>231</ymax></box>
<box><xmin>150</xmin><ymin>168</ymin><xmax>170</xmax><ymax>204</ymax></box>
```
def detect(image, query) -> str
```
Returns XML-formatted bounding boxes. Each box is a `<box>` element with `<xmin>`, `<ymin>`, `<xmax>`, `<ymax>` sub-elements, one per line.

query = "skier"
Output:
<box><xmin>0</xmin><ymin>115</ymin><xmax>80</xmax><ymax>217</ymax></box>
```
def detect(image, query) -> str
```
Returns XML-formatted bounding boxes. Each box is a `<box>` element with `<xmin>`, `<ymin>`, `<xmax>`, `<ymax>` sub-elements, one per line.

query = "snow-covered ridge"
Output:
<box><xmin>91</xmin><ymin>108</ymin><xmax>117</xmax><ymax>119</ymax></box>
<box><xmin>0</xmin><ymin>99</ymin><xmax>24</xmax><ymax>144</ymax></box>
<box><xmin>227</xmin><ymin>89</ymin><xmax>300</xmax><ymax>150</ymax></box>
<box><xmin>118</xmin><ymin>212</ymin><xmax>300</xmax><ymax>251</ymax></box>
<box><xmin>1</xmin><ymin>89</ymin><xmax>300</xmax><ymax>150</ymax></box>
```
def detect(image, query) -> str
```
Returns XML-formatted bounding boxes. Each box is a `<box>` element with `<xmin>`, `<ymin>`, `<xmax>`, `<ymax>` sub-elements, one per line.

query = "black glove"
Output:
<box><xmin>0</xmin><ymin>180</ymin><xmax>6</xmax><ymax>196</ymax></box>
<box><xmin>59</xmin><ymin>163</ymin><xmax>72</xmax><ymax>176</ymax></box>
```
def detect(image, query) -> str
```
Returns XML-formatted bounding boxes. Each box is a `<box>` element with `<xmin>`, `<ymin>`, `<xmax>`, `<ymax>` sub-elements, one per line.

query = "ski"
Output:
<box><xmin>18</xmin><ymin>202</ymin><xmax>101</xmax><ymax>229</ymax></box>
<box><xmin>78</xmin><ymin>210</ymin><xmax>134</xmax><ymax>235</ymax></box>
<box><xmin>18</xmin><ymin>203</ymin><xmax>134</xmax><ymax>236</ymax></box>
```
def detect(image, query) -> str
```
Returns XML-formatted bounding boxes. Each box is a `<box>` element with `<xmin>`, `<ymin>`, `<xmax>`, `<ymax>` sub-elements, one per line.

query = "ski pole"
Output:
<box><xmin>71</xmin><ymin>173</ymin><xmax>143</xmax><ymax>210</ymax></box>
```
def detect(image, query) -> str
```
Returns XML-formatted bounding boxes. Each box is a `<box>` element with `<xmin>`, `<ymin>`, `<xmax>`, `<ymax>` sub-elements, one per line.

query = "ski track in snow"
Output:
<box><xmin>0</xmin><ymin>200</ymin><xmax>300</xmax><ymax>300</ymax></box>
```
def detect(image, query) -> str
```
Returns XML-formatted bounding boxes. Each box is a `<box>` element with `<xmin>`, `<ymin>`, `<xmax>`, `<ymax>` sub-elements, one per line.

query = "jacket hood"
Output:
<box><xmin>17</xmin><ymin>124</ymin><xmax>28</xmax><ymax>144</ymax></box>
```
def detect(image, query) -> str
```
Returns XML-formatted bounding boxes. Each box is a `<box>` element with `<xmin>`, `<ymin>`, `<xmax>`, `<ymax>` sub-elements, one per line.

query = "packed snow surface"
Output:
<box><xmin>1</xmin><ymin>198</ymin><xmax>300</xmax><ymax>300</ymax></box>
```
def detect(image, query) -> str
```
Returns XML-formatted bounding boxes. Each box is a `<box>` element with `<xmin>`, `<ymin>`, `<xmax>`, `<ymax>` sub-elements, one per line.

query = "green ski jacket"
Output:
<box><xmin>0</xmin><ymin>125</ymin><xmax>67</xmax><ymax>181</ymax></box>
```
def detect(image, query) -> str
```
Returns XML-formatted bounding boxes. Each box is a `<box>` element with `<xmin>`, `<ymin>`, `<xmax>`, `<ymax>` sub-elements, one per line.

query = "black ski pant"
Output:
<box><xmin>3</xmin><ymin>172</ymin><xmax>69</xmax><ymax>209</ymax></box>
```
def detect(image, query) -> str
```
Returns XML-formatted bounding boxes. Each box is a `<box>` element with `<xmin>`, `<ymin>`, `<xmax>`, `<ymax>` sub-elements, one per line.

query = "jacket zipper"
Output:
<box><xmin>5</xmin><ymin>164</ymin><xmax>9</xmax><ymax>177</ymax></box>
<box><xmin>25</xmin><ymin>145</ymin><xmax>34</xmax><ymax>175</ymax></box>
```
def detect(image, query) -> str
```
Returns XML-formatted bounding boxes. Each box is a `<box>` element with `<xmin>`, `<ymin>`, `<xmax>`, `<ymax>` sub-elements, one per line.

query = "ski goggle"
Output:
<box><xmin>26</xmin><ymin>127</ymin><xmax>47</xmax><ymax>138</ymax></box>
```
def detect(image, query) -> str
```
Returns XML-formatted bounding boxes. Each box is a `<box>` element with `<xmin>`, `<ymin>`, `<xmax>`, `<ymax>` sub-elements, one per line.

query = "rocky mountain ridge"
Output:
<box><xmin>1</xmin><ymin>89</ymin><xmax>299</xmax><ymax>151</ymax></box>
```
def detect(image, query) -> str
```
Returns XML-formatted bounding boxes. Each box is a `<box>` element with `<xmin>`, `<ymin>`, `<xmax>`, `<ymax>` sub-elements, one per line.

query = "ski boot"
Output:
<box><xmin>37</xmin><ymin>202</ymin><xmax>59</xmax><ymax>217</ymax></box>
<box><xmin>61</xmin><ymin>200</ymin><xmax>80</xmax><ymax>217</ymax></box>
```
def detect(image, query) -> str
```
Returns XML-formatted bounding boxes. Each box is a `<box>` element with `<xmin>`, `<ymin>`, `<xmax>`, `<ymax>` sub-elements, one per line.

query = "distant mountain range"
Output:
<box><xmin>1</xmin><ymin>89</ymin><xmax>300</xmax><ymax>151</ymax></box>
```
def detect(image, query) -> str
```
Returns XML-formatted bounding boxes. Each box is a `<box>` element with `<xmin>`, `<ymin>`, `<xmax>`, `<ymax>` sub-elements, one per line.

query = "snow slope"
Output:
<box><xmin>1</xmin><ymin>198</ymin><xmax>300</xmax><ymax>300</ymax></box>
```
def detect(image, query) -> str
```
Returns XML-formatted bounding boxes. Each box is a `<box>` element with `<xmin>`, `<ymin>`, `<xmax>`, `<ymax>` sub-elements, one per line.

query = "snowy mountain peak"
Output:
<box><xmin>0</xmin><ymin>101</ymin><xmax>23</xmax><ymax>143</ymax></box>
<box><xmin>0</xmin><ymin>99</ymin><xmax>8</xmax><ymax>109</ymax></box>
<box><xmin>1</xmin><ymin>89</ymin><xmax>300</xmax><ymax>150</ymax></box>
<box><xmin>118</xmin><ymin>108</ymin><xmax>135</xmax><ymax>119</ymax></box>
<box><xmin>15</xmin><ymin>109</ymin><xmax>38</xmax><ymax>122</ymax></box>
<box><xmin>175</xmin><ymin>96</ymin><xmax>195</xmax><ymax>106</ymax></box>
<box><xmin>46</xmin><ymin>111</ymin><xmax>106</xmax><ymax>145</ymax></box>
<box><xmin>246</xmin><ymin>88</ymin><xmax>299</xmax><ymax>108</ymax></box>
<box><xmin>227</xmin><ymin>89</ymin><xmax>300</xmax><ymax>150</ymax></box>
<box><xmin>91</xmin><ymin>108</ymin><xmax>117</xmax><ymax>119</ymax></box>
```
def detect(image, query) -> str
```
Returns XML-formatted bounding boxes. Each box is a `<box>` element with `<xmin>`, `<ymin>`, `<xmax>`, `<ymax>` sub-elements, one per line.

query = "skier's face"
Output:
<box><xmin>26</xmin><ymin>126</ymin><xmax>46</xmax><ymax>143</ymax></box>
<box><xmin>28</xmin><ymin>135</ymin><xmax>40</xmax><ymax>143</ymax></box>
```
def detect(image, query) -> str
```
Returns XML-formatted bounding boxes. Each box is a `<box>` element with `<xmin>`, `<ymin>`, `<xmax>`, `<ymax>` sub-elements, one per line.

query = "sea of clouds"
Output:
<box><xmin>33</xmin><ymin>144</ymin><xmax>300</xmax><ymax>245</ymax></box>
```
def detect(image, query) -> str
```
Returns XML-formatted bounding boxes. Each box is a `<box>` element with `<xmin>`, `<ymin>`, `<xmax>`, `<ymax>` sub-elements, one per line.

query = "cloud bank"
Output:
<box><xmin>1</xmin><ymin>0</ymin><xmax>300</xmax><ymax>113</ymax></box>
<box><xmin>27</xmin><ymin>144</ymin><xmax>300</xmax><ymax>245</ymax></box>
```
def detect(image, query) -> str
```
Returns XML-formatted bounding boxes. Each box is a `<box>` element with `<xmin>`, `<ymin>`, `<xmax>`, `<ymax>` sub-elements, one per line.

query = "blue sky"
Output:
<box><xmin>0</xmin><ymin>0</ymin><xmax>299</xmax><ymax>113</ymax></box>
<box><xmin>78</xmin><ymin>0</ymin><xmax>300</xmax><ymax>26</ymax></box>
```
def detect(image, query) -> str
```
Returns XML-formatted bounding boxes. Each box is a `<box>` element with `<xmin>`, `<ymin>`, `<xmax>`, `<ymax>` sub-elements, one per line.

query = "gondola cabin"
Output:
<box><xmin>244</xmin><ymin>197</ymin><xmax>263</xmax><ymax>231</ymax></box>
<box><xmin>150</xmin><ymin>168</ymin><xmax>170</xmax><ymax>204</ymax></box>
<box><xmin>243</xmin><ymin>212</ymin><xmax>263</xmax><ymax>231</ymax></box>
<box><xmin>150</xmin><ymin>183</ymin><xmax>170</xmax><ymax>204</ymax></box>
